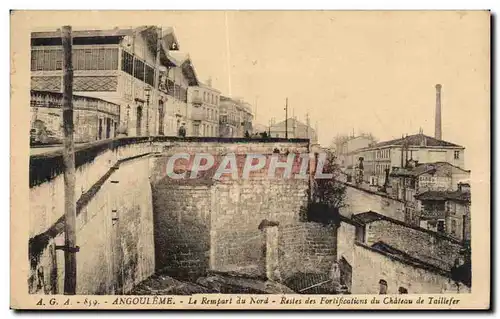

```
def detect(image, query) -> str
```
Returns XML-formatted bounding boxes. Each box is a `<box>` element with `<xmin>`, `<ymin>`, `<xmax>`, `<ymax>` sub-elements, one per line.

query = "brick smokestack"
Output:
<box><xmin>434</xmin><ymin>84</ymin><xmax>442</xmax><ymax>140</ymax></box>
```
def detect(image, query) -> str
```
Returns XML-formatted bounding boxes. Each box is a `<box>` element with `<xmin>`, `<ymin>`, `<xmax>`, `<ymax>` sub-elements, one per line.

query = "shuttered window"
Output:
<box><xmin>145</xmin><ymin>64</ymin><xmax>154</xmax><ymax>86</ymax></box>
<box><xmin>121</xmin><ymin>50</ymin><xmax>134</xmax><ymax>75</ymax></box>
<box><xmin>31</xmin><ymin>47</ymin><xmax>118</xmax><ymax>71</ymax></box>
<box><xmin>133</xmin><ymin>58</ymin><xmax>145</xmax><ymax>81</ymax></box>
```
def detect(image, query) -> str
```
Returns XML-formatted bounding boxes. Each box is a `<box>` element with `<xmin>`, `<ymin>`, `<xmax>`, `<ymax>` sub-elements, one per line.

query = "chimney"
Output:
<box><xmin>207</xmin><ymin>77</ymin><xmax>212</xmax><ymax>88</ymax></box>
<box><xmin>435</xmin><ymin>84</ymin><xmax>442</xmax><ymax>140</ymax></box>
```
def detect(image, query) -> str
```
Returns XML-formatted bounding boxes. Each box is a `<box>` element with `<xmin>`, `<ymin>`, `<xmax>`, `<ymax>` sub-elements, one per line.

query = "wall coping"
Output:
<box><xmin>353</xmin><ymin>241</ymin><xmax>454</xmax><ymax>279</ymax></box>
<box><xmin>30</xmin><ymin>136</ymin><xmax>311</xmax><ymax>188</ymax></box>
<box><xmin>340</xmin><ymin>181</ymin><xmax>404</xmax><ymax>203</ymax></box>
<box><xmin>351</xmin><ymin>211</ymin><xmax>464</xmax><ymax>245</ymax></box>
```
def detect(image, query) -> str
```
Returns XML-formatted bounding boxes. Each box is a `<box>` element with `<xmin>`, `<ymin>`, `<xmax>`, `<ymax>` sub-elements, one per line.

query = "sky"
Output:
<box><xmin>31</xmin><ymin>11</ymin><xmax>490</xmax><ymax>152</ymax></box>
<box><xmin>156</xmin><ymin>11</ymin><xmax>489</xmax><ymax>150</ymax></box>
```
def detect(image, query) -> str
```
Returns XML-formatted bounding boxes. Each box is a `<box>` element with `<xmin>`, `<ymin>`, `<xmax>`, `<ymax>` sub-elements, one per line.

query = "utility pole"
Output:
<box><xmin>284</xmin><ymin>98</ymin><xmax>288</xmax><ymax>139</ymax></box>
<box><xmin>306</xmin><ymin>112</ymin><xmax>310</xmax><ymax>140</ymax></box>
<box><xmin>61</xmin><ymin>26</ymin><xmax>77</xmax><ymax>295</ymax></box>
<box><xmin>254</xmin><ymin>95</ymin><xmax>258</xmax><ymax>123</ymax></box>
<box><xmin>154</xmin><ymin>26</ymin><xmax>162</xmax><ymax>135</ymax></box>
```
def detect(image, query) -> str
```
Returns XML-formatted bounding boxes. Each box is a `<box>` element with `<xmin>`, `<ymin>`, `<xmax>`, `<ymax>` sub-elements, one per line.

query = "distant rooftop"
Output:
<box><xmin>351</xmin><ymin>210</ymin><xmax>463</xmax><ymax>244</ymax></box>
<box><xmin>390</xmin><ymin>161</ymin><xmax>471</xmax><ymax>177</ymax></box>
<box><xmin>416</xmin><ymin>190</ymin><xmax>471</xmax><ymax>203</ymax></box>
<box><xmin>359</xmin><ymin>133</ymin><xmax>463</xmax><ymax>150</ymax></box>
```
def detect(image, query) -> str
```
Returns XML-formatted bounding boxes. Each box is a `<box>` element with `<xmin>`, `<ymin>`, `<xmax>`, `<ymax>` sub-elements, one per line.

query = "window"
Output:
<box><xmin>145</xmin><ymin>64</ymin><xmax>154</xmax><ymax>86</ymax></box>
<box><xmin>193</xmin><ymin>124</ymin><xmax>200</xmax><ymax>136</ymax></box>
<box><xmin>121</xmin><ymin>50</ymin><xmax>134</xmax><ymax>75</ymax></box>
<box><xmin>454</xmin><ymin>151</ymin><xmax>460</xmax><ymax>159</ymax></box>
<box><xmin>437</xmin><ymin>220</ymin><xmax>445</xmax><ymax>233</ymax></box>
<box><xmin>31</xmin><ymin>48</ymin><xmax>63</xmax><ymax>71</ymax></box>
<box><xmin>133</xmin><ymin>58</ymin><xmax>145</xmax><ymax>81</ymax></box>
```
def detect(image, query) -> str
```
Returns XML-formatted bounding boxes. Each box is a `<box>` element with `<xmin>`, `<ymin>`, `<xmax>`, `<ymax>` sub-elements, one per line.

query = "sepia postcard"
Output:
<box><xmin>10</xmin><ymin>10</ymin><xmax>491</xmax><ymax>310</ymax></box>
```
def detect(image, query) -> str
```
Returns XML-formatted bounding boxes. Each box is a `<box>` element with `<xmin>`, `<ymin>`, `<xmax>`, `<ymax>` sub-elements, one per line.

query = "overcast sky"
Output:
<box><xmin>158</xmin><ymin>11</ymin><xmax>488</xmax><ymax>150</ymax></box>
<box><xmin>34</xmin><ymin>11</ymin><xmax>490</xmax><ymax>154</ymax></box>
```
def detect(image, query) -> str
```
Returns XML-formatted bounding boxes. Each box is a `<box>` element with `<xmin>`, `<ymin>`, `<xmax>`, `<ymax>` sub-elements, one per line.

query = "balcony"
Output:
<box><xmin>191</xmin><ymin>107</ymin><xmax>206</xmax><ymax>121</ymax></box>
<box><xmin>191</xmin><ymin>95</ymin><xmax>203</xmax><ymax>105</ymax></box>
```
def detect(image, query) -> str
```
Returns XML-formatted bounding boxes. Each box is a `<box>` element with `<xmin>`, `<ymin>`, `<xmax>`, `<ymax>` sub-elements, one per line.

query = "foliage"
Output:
<box><xmin>312</xmin><ymin>151</ymin><xmax>347</xmax><ymax>209</ymax></box>
<box><xmin>304</xmin><ymin>151</ymin><xmax>347</xmax><ymax>226</ymax></box>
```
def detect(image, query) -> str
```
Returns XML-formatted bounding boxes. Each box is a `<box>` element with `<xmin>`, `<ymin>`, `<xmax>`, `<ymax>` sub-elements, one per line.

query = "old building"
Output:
<box><xmin>389</xmin><ymin>161</ymin><xmax>471</xmax><ymax>225</ymax></box>
<box><xmin>219</xmin><ymin>96</ymin><xmax>253</xmax><ymax>137</ymax></box>
<box><xmin>30</xmin><ymin>90</ymin><xmax>120</xmax><ymax>144</ymax></box>
<box><xmin>415</xmin><ymin>184</ymin><xmax>471</xmax><ymax>241</ymax></box>
<box><xmin>269</xmin><ymin>118</ymin><xmax>318</xmax><ymax>143</ymax></box>
<box><xmin>335</xmin><ymin>135</ymin><xmax>375</xmax><ymax>169</ymax></box>
<box><xmin>352</xmin><ymin>132</ymin><xmax>465</xmax><ymax>187</ymax></box>
<box><xmin>336</xmin><ymin>212</ymin><xmax>470</xmax><ymax>294</ymax></box>
<box><xmin>31</xmin><ymin>26</ymin><xmax>198</xmax><ymax>138</ymax></box>
<box><xmin>187</xmin><ymin>79</ymin><xmax>220</xmax><ymax>137</ymax></box>
<box><xmin>158</xmin><ymin>51</ymin><xmax>199</xmax><ymax>136</ymax></box>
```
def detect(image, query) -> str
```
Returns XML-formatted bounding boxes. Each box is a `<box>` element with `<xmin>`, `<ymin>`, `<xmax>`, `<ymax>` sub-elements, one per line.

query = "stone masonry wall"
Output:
<box><xmin>365</xmin><ymin>219</ymin><xmax>463</xmax><ymax>271</ymax></box>
<box><xmin>28</xmin><ymin>157</ymin><xmax>155</xmax><ymax>294</ymax></box>
<box><xmin>278</xmin><ymin>222</ymin><xmax>337</xmax><ymax>281</ymax></box>
<box><xmin>29</xmin><ymin>137</ymin><xmax>310</xmax><ymax>292</ymax></box>
<box><xmin>151</xmin><ymin>183</ymin><xmax>212</xmax><ymax>281</ymax></box>
<box><xmin>351</xmin><ymin>243</ymin><xmax>470</xmax><ymax>294</ymax></box>
<box><xmin>149</xmin><ymin>138</ymin><xmax>311</xmax><ymax>279</ymax></box>
<box><xmin>341</xmin><ymin>184</ymin><xmax>405</xmax><ymax>221</ymax></box>
<box><xmin>210</xmin><ymin>179</ymin><xmax>308</xmax><ymax>277</ymax></box>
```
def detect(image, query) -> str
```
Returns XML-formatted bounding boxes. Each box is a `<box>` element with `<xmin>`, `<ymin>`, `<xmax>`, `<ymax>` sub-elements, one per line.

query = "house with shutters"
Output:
<box><xmin>30</xmin><ymin>26</ymin><xmax>198</xmax><ymax>138</ymax></box>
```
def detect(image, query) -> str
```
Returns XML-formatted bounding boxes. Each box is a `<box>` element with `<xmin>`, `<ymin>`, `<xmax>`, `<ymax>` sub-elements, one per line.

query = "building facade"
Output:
<box><xmin>269</xmin><ymin>118</ymin><xmax>318</xmax><ymax>143</ymax></box>
<box><xmin>187</xmin><ymin>81</ymin><xmax>220</xmax><ymax>137</ymax></box>
<box><xmin>336</xmin><ymin>136</ymin><xmax>375</xmax><ymax>169</ymax></box>
<box><xmin>30</xmin><ymin>90</ymin><xmax>120</xmax><ymax>144</ymax></box>
<box><xmin>31</xmin><ymin>26</ymin><xmax>198</xmax><ymax>138</ymax></box>
<box><xmin>353</xmin><ymin>132</ymin><xmax>465</xmax><ymax>186</ymax></box>
<box><xmin>415</xmin><ymin>184</ymin><xmax>471</xmax><ymax>241</ymax></box>
<box><xmin>219</xmin><ymin>96</ymin><xmax>253</xmax><ymax>137</ymax></box>
<box><xmin>389</xmin><ymin>161</ymin><xmax>471</xmax><ymax>226</ymax></box>
<box><xmin>336</xmin><ymin>212</ymin><xmax>471</xmax><ymax>294</ymax></box>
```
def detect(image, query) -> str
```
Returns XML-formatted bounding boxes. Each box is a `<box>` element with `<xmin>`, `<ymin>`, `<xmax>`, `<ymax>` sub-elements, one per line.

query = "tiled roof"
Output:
<box><xmin>350</xmin><ymin>211</ymin><xmax>463</xmax><ymax>244</ymax></box>
<box><xmin>351</xmin><ymin>211</ymin><xmax>386</xmax><ymax>224</ymax></box>
<box><xmin>415</xmin><ymin>190</ymin><xmax>471</xmax><ymax>203</ymax></box>
<box><xmin>367</xmin><ymin>134</ymin><xmax>463</xmax><ymax>149</ymax></box>
<box><xmin>390</xmin><ymin>162</ymin><xmax>470</xmax><ymax>177</ymax></box>
<box><xmin>365</xmin><ymin>241</ymin><xmax>451</xmax><ymax>276</ymax></box>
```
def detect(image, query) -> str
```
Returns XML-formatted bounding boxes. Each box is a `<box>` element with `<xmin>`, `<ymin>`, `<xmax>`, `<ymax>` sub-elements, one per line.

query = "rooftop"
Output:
<box><xmin>358</xmin><ymin>133</ymin><xmax>463</xmax><ymax>151</ymax></box>
<box><xmin>390</xmin><ymin>161</ymin><xmax>471</xmax><ymax>177</ymax></box>
<box><xmin>31</xmin><ymin>26</ymin><xmax>180</xmax><ymax>50</ymax></box>
<box><xmin>415</xmin><ymin>190</ymin><xmax>471</xmax><ymax>203</ymax></box>
<box><xmin>350</xmin><ymin>210</ymin><xmax>463</xmax><ymax>244</ymax></box>
<box><xmin>356</xmin><ymin>241</ymin><xmax>452</xmax><ymax>278</ymax></box>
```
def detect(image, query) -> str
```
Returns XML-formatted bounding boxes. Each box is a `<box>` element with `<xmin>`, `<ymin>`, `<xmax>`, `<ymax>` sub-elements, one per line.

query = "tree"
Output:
<box><xmin>312</xmin><ymin>151</ymin><xmax>347</xmax><ymax>211</ymax></box>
